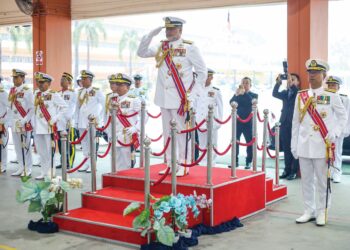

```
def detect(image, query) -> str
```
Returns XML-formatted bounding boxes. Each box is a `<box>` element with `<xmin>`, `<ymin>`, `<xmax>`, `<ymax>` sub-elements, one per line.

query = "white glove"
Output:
<box><xmin>19</xmin><ymin>119</ymin><xmax>26</xmax><ymax>126</ymax></box>
<box><xmin>149</xmin><ymin>26</ymin><xmax>163</xmax><ymax>37</ymax></box>
<box><xmin>125</xmin><ymin>126</ymin><xmax>137</xmax><ymax>136</ymax></box>
<box><xmin>326</xmin><ymin>132</ymin><xmax>337</xmax><ymax>143</ymax></box>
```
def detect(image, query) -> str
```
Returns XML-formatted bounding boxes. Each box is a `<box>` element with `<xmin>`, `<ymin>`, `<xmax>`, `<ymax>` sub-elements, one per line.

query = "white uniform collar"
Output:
<box><xmin>15</xmin><ymin>84</ymin><xmax>24</xmax><ymax>92</ymax></box>
<box><xmin>118</xmin><ymin>92</ymin><xmax>128</xmax><ymax>99</ymax></box>
<box><xmin>311</xmin><ymin>86</ymin><xmax>323</xmax><ymax>96</ymax></box>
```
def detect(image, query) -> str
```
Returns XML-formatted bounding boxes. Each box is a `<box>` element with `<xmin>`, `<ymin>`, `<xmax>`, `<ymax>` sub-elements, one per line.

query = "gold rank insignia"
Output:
<box><xmin>313</xmin><ymin>125</ymin><xmax>320</xmax><ymax>131</ymax></box>
<box><xmin>320</xmin><ymin>111</ymin><xmax>327</xmax><ymax>118</ymax></box>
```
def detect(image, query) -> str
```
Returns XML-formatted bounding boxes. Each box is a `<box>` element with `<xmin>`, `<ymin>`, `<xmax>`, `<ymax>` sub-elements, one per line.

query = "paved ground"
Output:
<box><xmin>1</xmin><ymin>144</ymin><xmax>350</xmax><ymax>250</ymax></box>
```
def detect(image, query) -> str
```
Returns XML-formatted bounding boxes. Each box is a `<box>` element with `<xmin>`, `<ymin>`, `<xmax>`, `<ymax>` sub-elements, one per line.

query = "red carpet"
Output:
<box><xmin>54</xmin><ymin>164</ymin><xmax>287</xmax><ymax>247</ymax></box>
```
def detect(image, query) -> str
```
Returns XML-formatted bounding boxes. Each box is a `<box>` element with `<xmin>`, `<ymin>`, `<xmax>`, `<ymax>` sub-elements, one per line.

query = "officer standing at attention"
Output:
<box><xmin>324</xmin><ymin>75</ymin><xmax>350</xmax><ymax>183</ymax></box>
<box><xmin>229</xmin><ymin>77</ymin><xmax>258</xmax><ymax>169</ymax></box>
<box><xmin>292</xmin><ymin>59</ymin><xmax>347</xmax><ymax>226</ymax></box>
<box><xmin>33</xmin><ymin>72</ymin><xmax>68</xmax><ymax>180</ymax></box>
<box><xmin>0</xmin><ymin>76</ymin><xmax>9</xmax><ymax>173</ymax></box>
<box><xmin>56</xmin><ymin>72</ymin><xmax>77</xmax><ymax>169</ymax></box>
<box><xmin>195</xmin><ymin>68</ymin><xmax>223</xmax><ymax>165</ymax></box>
<box><xmin>137</xmin><ymin>16</ymin><xmax>207</xmax><ymax>176</ymax></box>
<box><xmin>9</xmin><ymin>69</ymin><xmax>34</xmax><ymax>177</ymax></box>
<box><xmin>105</xmin><ymin>73</ymin><xmax>141</xmax><ymax>169</ymax></box>
<box><xmin>130</xmin><ymin>74</ymin><xmax>148</xmax><ymax>103</ymax></box>
<box><xmin>75</xmin><ymin>70</ymin><xmax>105</xmax><ymax>173</ymax></box>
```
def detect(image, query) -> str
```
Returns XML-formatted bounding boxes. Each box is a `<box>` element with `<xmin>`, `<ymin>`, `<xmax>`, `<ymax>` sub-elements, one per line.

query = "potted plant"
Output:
<box><xmin>16</xmin><ymin>176</ymin><xmax>82</xmax><ymax>233</ymax></box>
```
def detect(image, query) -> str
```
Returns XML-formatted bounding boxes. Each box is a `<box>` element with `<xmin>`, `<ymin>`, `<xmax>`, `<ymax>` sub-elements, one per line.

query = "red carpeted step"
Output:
<box><xmin>82</xmin><ymin>187</ymin><xmax>164</xmax><ymax>214</ymax></box>
<box><xmin>265</xmin><ymin>178</ymin><xmax>287</xmax><ymax>204</ymax></box>
<box><xmin>54</xmin><ymin>208</ymin><xmax>147</xmax><ymax>246</ymax></box>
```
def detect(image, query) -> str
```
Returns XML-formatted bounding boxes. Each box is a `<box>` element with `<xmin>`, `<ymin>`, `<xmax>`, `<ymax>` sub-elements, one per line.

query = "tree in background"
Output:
<box><xmin>73</xmin><ymin>20</ymin><xmax>107</xmax><ymax>72</ymax></box>
<box><xmin>119</xmin><ymin>30</ymin><xmax>139</xmax><ymax>76</ymax></box>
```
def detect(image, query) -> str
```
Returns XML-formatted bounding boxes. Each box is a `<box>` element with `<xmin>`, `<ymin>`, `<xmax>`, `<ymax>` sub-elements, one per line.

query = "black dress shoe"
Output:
<box><xmin>245</xmin><ymin>162</ymin><xmax>252</xmax><ymax>169</ymax></box>
<box><xmin>280</xmin><ymin>171</ymin><xmax>289</xmax><ymax>179</ymax></box>
<box><xmin>286</xmin><ymin>173</ymin><xmax>297</xmax><ymax>180</ymax></box>
<box><xmin>228</xmin><ymin>165</ymin><xmax>231</xmax><ymax>168</ymax></box>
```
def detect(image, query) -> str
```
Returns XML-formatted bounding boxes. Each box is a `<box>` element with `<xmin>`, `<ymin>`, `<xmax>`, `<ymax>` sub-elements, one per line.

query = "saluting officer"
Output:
<box><xmin>291</xmin><ymin>59</ymin><xmax>347</xmax><ymax>226</ymax></box>
<box><xmin>129</xmin><ymin>74</ymin><xmax>148</xmax><ymax>103</ymax></box>
<box><xmin>9</xmin><ymin>69</ymin><xmax>34</xmax><ymax>177</ymax></box>
<box><xmin>105</xmin><ymin>73</ymin><xmax>141</xmax><ymax>169</ymax></box>
<box><xmin>56</xmin><ymin>72</ymin><xmax>77</xmax><ymax>169</ymax></box>
<box><xmin>137</xmin><ymin>16</ymin><xmax>207</xmax><ymax>176</ymax></box>
<box><xmin>195</xmin><ymin>68</ymin><xmax>223</xmax><ymax>165</ymax></box>
<box><xmin>324</xmin><ymin>75</ymin><xmax>350</xmax><ymax>183</ymax></box>
<box><xmin>75</xmin><ymin>70</ymin><xmax>105</xmax><ymax>172</ymax></box>
<box><xmin>0</xmin><ymin>76</ymin><xmax>9</xmax><ymax>173</ymax></box>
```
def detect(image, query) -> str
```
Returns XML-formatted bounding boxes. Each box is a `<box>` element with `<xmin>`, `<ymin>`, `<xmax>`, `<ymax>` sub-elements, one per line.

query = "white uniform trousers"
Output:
<box><xmin>198</xmin><ymin>129</ymin><xmax>218</xmax><ymax>166</ymax></box>
<box><xmin>333</xmin><ymin>136</ymin><xmax>344</xmax><ymax>179</ymax></box>
<box><xmin>161</xmin><ymin>108</ymin><xmax>192</xmax><ymax>166</ymax></box>
<box><xmin>116</xmin><ymin>146</ymin><xmax>131</xmax><ymax>170</ymax></box>
<box><xmin>0</xmin><ymin>131</ymin><xmax>8</xmax><ymax>170</ymax></box>
<box><xmin>12</xmin><ymin>131</ymin><xmax>32</xmax><ymax>172</ymax></box>
<box><xmin>79</xmin><ymin>129</ymin><xmax>91</xmax><ymax>168</ymax></box>
<box><xmin>299</xmin><ymin>157</ymin><xmax>330</xmax><ymax>216</ymax></box>
<box><xmin>34</xmin><ymin>134</ymin><xmax>55</xmax><ymax>177</ymax></box>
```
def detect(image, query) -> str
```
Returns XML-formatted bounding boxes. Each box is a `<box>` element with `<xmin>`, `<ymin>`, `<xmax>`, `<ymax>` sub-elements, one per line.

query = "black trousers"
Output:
<box><xmin>236</xmin><ymin>121</ymin><xmax>253</xmax><ymax>164</ymax></box>
<box><xmin>280</xmin><ymin>122</ymin><xmax>299</xmax><ymax>175</ymax></box>
<box><xmin>57</xmin><ymin>128</ymin><xmax>77</xmax><ymax>168</ymax></box>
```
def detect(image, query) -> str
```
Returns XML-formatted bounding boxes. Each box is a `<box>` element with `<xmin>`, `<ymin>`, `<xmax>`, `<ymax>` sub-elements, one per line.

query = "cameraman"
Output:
<box><xmin>272</xmin><ymin>73</ymin><xmax>300</xmax><ymax>180</ymax></box>
<box><xmin>230</xmin><ymin>77</ymin><xmax>258</xmax><ymax>169</ymax></box>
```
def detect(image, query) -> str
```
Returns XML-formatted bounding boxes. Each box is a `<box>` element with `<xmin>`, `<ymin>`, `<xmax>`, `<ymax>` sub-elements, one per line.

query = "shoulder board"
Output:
<box><xmin>78</xmin><ymin>88</ymin><xmax>83</xmax><ymax>92</ymax></box>
<box><xmin>298</xmin><ymin>89</ymin><xmax>308</xmax><ymax>93</ymax></box>
<box><xmin>49</xmin><ymin>90</ymin><xmax>56</xmax><ymax>93</ymax></box>
<box><xmin>93</xmin><ymin>87</ymin><xmax>99</xmax><ymax>90</ymax></box>
<box><xmin>69</xmin><ymin>88</ymin><xmax>74</xmax><ymax>92</ymax></box>
<box><xmin>340</xmin><ymin>94</ymin><xmax>348</xmax><ymax>97</ymax></box>
<box><xmin>183</xmin><ymin>40</ymin><xmax>193</xmax><ymax>45</ymax></box>
<box><xmin>324</xmin><ymin>88</ymin><xmax>336</xmax><ymax>93</ymax></box>
<box><xmin>23</xmin><ymin>86</ymin><xmax>29</xmax><ymax>90</ymax></box>
<box><xmin>128</xmin><ymin>94</ymin><xmax>136</xmax><ymax>98</ymax></box>
<box><xmin>106</xmin><ymin>93</ymin><xmax>113</xmax><ymax>98</ymax></box>
<box><xmin>0</xmin><ymin>88</ymin><xmax>4</xmax><ymax>92</ymax></box>
<box><xmin>213</xmin><ymin>87</ymin><xmax>220</xmax><ymax>90</ymax></box>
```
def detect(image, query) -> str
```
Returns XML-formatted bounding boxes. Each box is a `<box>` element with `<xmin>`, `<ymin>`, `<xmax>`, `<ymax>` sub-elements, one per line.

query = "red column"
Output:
<box><xmin>287</xmin><ymin>0</ymin><xmax>328</xmax><ymax>89</ymax></box>
<box><xmin>32</xmin><ymin>0</ymin><xmax>71</xmax><ymax>90</ymax></box>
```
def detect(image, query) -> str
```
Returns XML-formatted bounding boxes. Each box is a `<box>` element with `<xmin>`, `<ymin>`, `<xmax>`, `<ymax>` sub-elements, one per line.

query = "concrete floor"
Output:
<box><xmin>1</xmin><ymin>145</ymin><xmax>350</xmax><ymax>250</ymax></box>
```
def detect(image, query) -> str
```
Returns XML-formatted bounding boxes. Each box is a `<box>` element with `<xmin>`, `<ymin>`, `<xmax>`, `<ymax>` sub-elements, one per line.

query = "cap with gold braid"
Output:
<box><xmin>207</xmin><ymin>68</ymin><xmax>215</xmax><ymax>76</ymax></box>
<box><xmin>163</xmin><ymin>16</ymin><xmax>186</xmax><ymax>28</ymax></box>
<box><xmin>12</xmin><ymin>69</ymin><xmax>27</xmax><ymax>77</ymax></box>
<box><xmin>80</xmin><ymin>69</ymin><xmax>95</xmax><ymax>79</ymax></box>
<box><xmin>305</xmin><ymin>59</ymin><xmax>329</xmax><ymax>72</ymax></box>
<box><xmin>326</xmin><ymin>75</ymin><xmax>342</xmax><ymax>85</ymax></box>
<box><xmin>108</xmin><ymin>73</ymin><xmax>132</xmax><ymax>85</ymax></box>
<box><xmin>133</xmin><ymin>74</ymin><xmax>142</xmax><ymax>81</ymax></box>
<box><xmin>35</xmin><ymin>72</ymin><xmax>53</xmax><ymax>83</ymax></box>
<box><xmin>62</xmin><ymin>72</ymin><xmax>73</xmax><ymax>82</ymax></box>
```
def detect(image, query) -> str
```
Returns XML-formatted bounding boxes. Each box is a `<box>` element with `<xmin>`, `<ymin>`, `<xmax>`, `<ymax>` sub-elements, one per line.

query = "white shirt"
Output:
<box><xmin>57</xmin><ymin>89</ymin><xmax>77</xmax><ymax>131</ymax></box>
<box><xmin>137</xmin><ymin>35</ymin><xmax>207</xmax><ymax>109</ymax></box>
<box><xmin>291</xmin><ymin>87</ymin><xmax>347</xmax><ymax>158</ymax></box>
<box><xmin>33</xmin><ymin>89</ymin><xmax>68</xmax><ymax>134</ymax></box>
<box><xmin>75</xmin><ymin>86</ymin><xmax>105</xmax><ymax>129</ymax></box>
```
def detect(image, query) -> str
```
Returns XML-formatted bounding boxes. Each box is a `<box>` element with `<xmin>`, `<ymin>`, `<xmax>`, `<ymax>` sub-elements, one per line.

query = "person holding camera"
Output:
<box><xmin>273</xmin><ymin>73</ymin><xmax>300</xmax><ymax>180</ymax></box>
<box><xmin>229</xmin><ymin>77</ymin><xmax>258</xmax><ymax>169</ymax></box>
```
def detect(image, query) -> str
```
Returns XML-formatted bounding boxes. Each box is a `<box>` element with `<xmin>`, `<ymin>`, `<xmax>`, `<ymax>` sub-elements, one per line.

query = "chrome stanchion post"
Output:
<box><xmin>111</xmin><ymin>103</ymin><xmax>117</xmax><ymax>173</ymax></box>
<box><xmin>89</xmin><ymin>116</ymin><xmax>97</xmax><ymax>193</ymax></box>
<box><xmin>231</xmin><ymin>102</ymin><xmax>238</xmax><ymax>178</ymax></box>
<box><xmin>170</xmin><ymin>119</ymin><xmax>177</xmax><ymax>195</ymax></box>
<box><xmin>252</xmin><ymin>99</ymin><xmax>258</xmax><ymax>172</ymax></box>
<box><xmin>139</xmin><ymin>101</ymin><xmax>146</xmax><ymax>168</ymax></box>
<box><xmin>191</xmin><ymin>108</ymin><xmax>196</xmax><ymax>163</ymax></box>
<box><xmin>207</xmin><ymin>104</ymin><xmax>214</xmax><ymax>186</ymax></box>
<box><xmin>275</xmin><ymin>122</ymin><xmax>281</xmax><ymax>185</ymax></box>
<box><xmin>262</xmin><ymin>109</ymin><xmax>269</xmax><ymax>172</ymax></box>
<box><xmin>60</xmin><ymin>131</ymin><xmax>69</xmax><ymax>214</ymax></box>
<box><xmin>143</xmin><ymin>137</ymin><xmax>151</xmax><ymax>244</ymax></box>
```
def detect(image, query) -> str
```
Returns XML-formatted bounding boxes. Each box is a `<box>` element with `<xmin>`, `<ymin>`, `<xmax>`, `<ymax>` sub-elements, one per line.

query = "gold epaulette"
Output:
<box><xmin>0</xmin><ymin>88</ymin><xmax>4</xmax><ymax>93</ymax></box>
<box><xmin>105</xmin><ymin>93</ymin><xmax>113</xmax><ymax>113</ymax></box>
<box><xmin>69</xmin><ymin>88</ymin><xmax>74</xmax><ymax>92</ymax></box>
<box><xmin>183</xmin><ymin>39</ymin><xmax>193</xmax><ymax>45</ymax></box>
<box><xmin>93</xmin><ymin>87</ymin><xmax>99</xmax><ymax>90</ymax></box>
<box><xmin>128</xmin><ymin>94</ymin><xmax>136</xmax><ymax>98</ymax></box>
<box><xmin>324</xmin><ymin>88</ymin><xmax>336</xmax><ymax>93</ymax></box>
<box><xmin>23</xmin><ymin>86</ymin><xmax>29</xmax><ymax>91</ymax></box>
<box><xmin>49</xmin><ymin>90</ymin><xmax>56</xmax><ymax>93</ymax></box>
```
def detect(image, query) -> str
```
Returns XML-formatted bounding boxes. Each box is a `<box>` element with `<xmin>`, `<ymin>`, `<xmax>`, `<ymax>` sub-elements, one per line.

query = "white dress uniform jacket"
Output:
<box><xmin>57</xmin><ymin>89</ymin><xmax>77</xmax><ymax>131</ymax></box>
<box><xmin>0</xmin><ymin>87</ymin><xmax>9</xmax><ymax>171</ymax></box>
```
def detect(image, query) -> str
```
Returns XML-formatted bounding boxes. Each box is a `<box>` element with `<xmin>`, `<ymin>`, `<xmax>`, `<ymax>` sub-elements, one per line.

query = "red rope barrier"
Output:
<box><xmin>195</xmin><ymin>144</ymin><xmax>206</xmax><ymax>152</ymax></box>
<box><xmin>267</xmin><ymin>147</ymin><xmax>276</xmax><ymax>159</ymax></box>
<box><xmin>213</xmin><ymin>144</ymin><xmax>232</xmax><ymax>156</ymax></box>
<box><xmin>257</xmin><ymin>111</ymin><xmax>264</xmax><ymax>123</ymax></box>
<box><xmin>214</xmin><ymin>115</ymin><xmax>231</xmax><ymax>125</ymax></box>
<box><xmin>197</xmin><ymin>126</ymin><xmax>207</xmax><ymax>133</ymax></box>
<box><xmin>97</xmin><ymin>143</ymin><xmax>111</xmax><ymax>158</ymax></box>
<box><xmin>257</xmin><ymin>144</ymin><xmax>264</xmax><ymax>151</ymax></box>
<box><xmin>150</xmin><ymin>134</ymin><xmax>163</xmax><ymax>142</ymax></box>
<box><xmin>67</xmin><ymin>157</ymin><xmax>89</xmax><ymax>173</ymax></box>
<box><xmin>120</xmin><ymin>111</ymin><xmax>139</xmax><ymax>118</ymax></box>
<box><xmin>237</xmin><ymin>137</ymin><xmax>256</xmax><ymax>147</ymax></box>
<box><xmin>96</xmin><ymin>116</ymin><xmax>111</xmax><ymax>132</ymax></box>
<box><xmin>237</xmin><ymin>113</ymin><xmax>253</xmax><ymax>123</ymax></box>
<box><xmin>151</xmin><ymin>137</ymin><xmax>171</xmax><ymax>156</ymax></box>
<box><xmin>71</xmin><ymin>129</ymin><xmax>88</xmax><ymax>145</ymax></box>
<box><xmin>117</xmin><ymin>139</ymin><xmax>134</xmax><ymax>147</ymax></box>
<box><xmin>147</xmin><ymin>112</ymin><xmax>161</xmax><ymax>119</ymax></box>
<box><xmin>151</xmin><ymin>167</ymin><xmax>170</xmax><ymax>187</ymax></box>
<box><xmin>180</xmin><ymin>150</ymin><xmax>207</xmax><ymax>167</ymax></box>
<box><xmin>268</xmin><ymin>123</ymin><xmax>276</xmax><ymax>136</ymax></box>
<box><xmin>179</xmin><ymin>119</ymin><xmax>206</xmax><ymax>134</ymax></box>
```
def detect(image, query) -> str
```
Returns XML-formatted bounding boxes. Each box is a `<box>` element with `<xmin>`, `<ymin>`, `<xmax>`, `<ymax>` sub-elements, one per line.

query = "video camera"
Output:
<box><xmin>280</xmin><ymin>60</ymin><xmax>288</xmax><ymax>80</ymax></box>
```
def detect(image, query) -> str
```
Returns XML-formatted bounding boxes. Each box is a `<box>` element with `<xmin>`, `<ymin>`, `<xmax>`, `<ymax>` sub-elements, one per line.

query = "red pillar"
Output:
<box><xmin>32</xmin><ymin>0</ymin><xmax>71</xmax><ymax>90</ymax></box>
<box><xmin>287</xmin><ymin>0</ymin><xmax>328</xmax><ymax>89</ymax></box>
